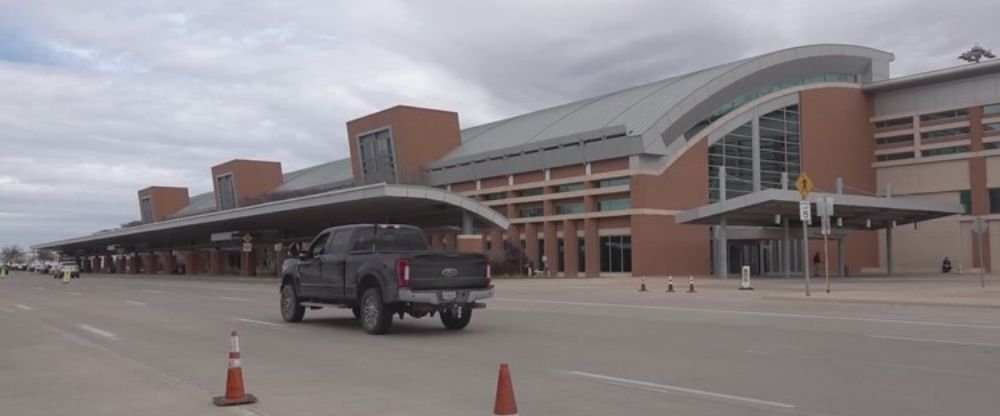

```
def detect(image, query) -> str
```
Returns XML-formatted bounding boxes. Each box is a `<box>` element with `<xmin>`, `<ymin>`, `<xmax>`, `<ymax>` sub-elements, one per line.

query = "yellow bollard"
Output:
<box><xmin>62</xmin><ymin>270</ymin><xmax>71</xmax><ymax>284</ymax></box>
<box><xmin>0</xmin><ymin>268</ymin><xmax>7</xmax><ymax>278</ymax></box>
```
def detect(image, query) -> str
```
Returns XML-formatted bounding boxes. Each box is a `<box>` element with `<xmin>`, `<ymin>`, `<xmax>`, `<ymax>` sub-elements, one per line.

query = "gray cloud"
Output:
<box><xmin>1</xmin><ymin>0</ymin><xmax>997</xmax><ymax>249</ymax></box>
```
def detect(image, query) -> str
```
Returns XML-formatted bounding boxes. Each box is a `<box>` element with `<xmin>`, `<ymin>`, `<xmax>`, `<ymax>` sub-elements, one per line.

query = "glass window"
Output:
<box><xmin>921</xmin><ymin>145</ymin><xmax>970</xmax><ymax>157</ymax></box>
<box><xmin>216</xmin><ymin>174</ymin><xmax>236</xmax><ymax>210</ymax></box>
<box><xmin>328</xmin><ymin>231</ymin><xmax>352</xmax><ymax>253</ymax></box>
<box><xmin>516</xmin><ymin>188</ymin><xmax>544</xmax><ymax>197</ymax></box>
<box><xmin>358</xmin><ymin>128</ymin><xmax>397</xmax><ymax>184</ymax></box>
<box><xmin>599</xmin><ymin>235</ymin><xmax>632</xmax><ymax>273</ymax></box>
<box><xmin>921</xmin><ymin>127</ymin><xmax>970</xmax><ymax>141</ymax></box>
<box><xmin>874</xmin><ymin>117</ymin><xmax>912</xmax><ymax>129</ymax></box>
<box><xmin>482</xmin><ymin>191</ymin><xmax>508</xmax><ymax>201</ymax></box>
<box><xmin>598</xmin><ymin>177</ymin><xmax>630</xmax><ymax>188</ymax></box>
<box><xmin>983</xmin><ymin>122</ymin><xmax>1000</xmax><ymax>134</ymax></box>
<box><xmin>518</xmin><ymin>206</ymin><xmax>544</xmax><ymax>218</ymax></box>
<box><xmin>557</xmin><ymin>238</ymin><xmax>564</xmax><ymax>273</ymax></box>
<box><xmin>875</xmin><ymin>134</ymin><xmax>914</xmax><ymax>146</ymax></box>
<box><xmin>139</xmin><ymin>197</ymin><xmax>153</xmax><ymax>223</ymax></box>
<box><xmin>374</xmin><ymin>227</ymin><xmax>427</xmax><ymax>251</ymax></box>
<box><xmin>598</xmin><ymin>197</ymin><xmax>630</xmax><ymax>211</ymax></box>
<box><xmin>920</xmin><ymin>108</ymin><xmax>969</xmax><ymax>122</ymax></box>
<box><xmin>556</xmin><ymin>201</ymin><xmax>585</xmax><ymax>215</ymax></box>
<box><xmin>876</xmin><ymin>152</ymin><xmax>914</xmax><ymax>162</ymax></box>
<box><xmin>960</xmin><ymin>190</ymin><xmax>972</xmax><ymax>215</ymax></box>
<box><xmin>984</xmin><ymin>142</ymin><xmax>1000</xmax><ymax>150</ymax></box>
<box><xmin>310</xmin><ymin>233</ymin><xmax>330</xmax><ymax>256</ymax></box>
<box><xmin>351</xmin><ymin>227</ymin><xmax>375</xmax><ymax>252</ymax></box>
<box><xmin>556</xmin><ymin>182</ymin><xmax>585</xmax><ymax>193</ymax></box>
<box><xmin>984</xmin><ymin>103</ymin><xmax>1000</xmax><ymax>115</ymax></box>
<box><xmin>990</xmin><ymin>189</ymin><xmax>1000</xmax><ymax>214</ymax></box>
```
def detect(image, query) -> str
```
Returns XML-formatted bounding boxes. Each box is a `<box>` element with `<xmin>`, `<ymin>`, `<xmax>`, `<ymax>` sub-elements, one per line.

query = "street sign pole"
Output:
<box><xmin>978</xmin><ymin>229</ymin><xmax>986</xmax><ymax>289</ymax></box>
<box><xmin>796</xmin><ymin>174</ymin><xmax>814</xmax><ymax>297</ymax></box>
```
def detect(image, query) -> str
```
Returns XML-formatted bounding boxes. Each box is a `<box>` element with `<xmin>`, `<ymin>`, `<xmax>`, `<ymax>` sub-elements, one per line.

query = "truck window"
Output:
<box><xmin>351</xmin><ymin>227</ymin><xmax>375</xmax><ymax>252</ymax></box>
<box><xmin>310</xmin><ymin>233</ymin><xmax>329</xmax><ymax>257</ymax></box>
<box><xmin>374</xmin><ymin>227</ymin><xmax>427</xmax><ymax>251</ymax></box>
<box><xmin>327</xmin><ymin>230</ymin><xmax>352</xmax><ymax>253</ymax></box>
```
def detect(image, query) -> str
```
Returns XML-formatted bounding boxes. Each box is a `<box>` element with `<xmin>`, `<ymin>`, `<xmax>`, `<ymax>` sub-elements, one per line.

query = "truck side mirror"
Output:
<box><xmin>298</xmin><ymin>251</ymin><xmax>309</xmax><ymax>260</ymax></box>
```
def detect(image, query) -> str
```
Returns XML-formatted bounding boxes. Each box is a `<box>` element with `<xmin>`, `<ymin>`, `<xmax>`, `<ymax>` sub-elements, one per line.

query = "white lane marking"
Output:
<box><xmin>235</xmin><ymin>318</ymin><xmax>286</xmax><ymax>328</ymax></box>
<box><xmin>869</xmin><ymin>335</ymin><xmax>1000</xmax><ymax>348</ymax></box>
<box><xmin>124</xmin><ymin>300</ymin><xmax>148</xmax><ymax>306</ymax></box>
<box><xmin>15</xmin><ymin>304</ymin><xmax>33</xmax><ymax>311</ymax></box>
<box><xmin>0</xmin><ymin>306</ymin><xmax>14</xmax><ymax>313</ymax></box>
<box><xmin>497</xmin><ymin>298</ymin><xmax>1000</xmax><ymax>330</ymax></box>
<box><xmin>32</xmin><ymin>286</ymin><xmax>44</xmax><ymax>290</ymax></box>
<box><xmin>142</xmin><ymin>289</ymin><xmax>164</xmax><ymax>294</ymax></box>
<box><xmin>78</xmin><ymin>324</ymin><xmax>119</xmax><ymax>340</ymax></box>
<box><xmin>68</xmin><ymin>292</ymin><xmax>83</xmax><ymax>296</ymax></box>
<box><xmin>566</xmin><ymin>370</ymin><xmax>795</xmax><ymax>409</ymax></box>
<box><xmin>220</xmin><ymin>296</ymin><xmax>254</xmax><ymax>302</ymax></box>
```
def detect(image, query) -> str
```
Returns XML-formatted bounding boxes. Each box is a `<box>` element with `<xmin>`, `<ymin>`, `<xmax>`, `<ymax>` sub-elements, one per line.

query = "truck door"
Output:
<box><xmin>297</xmin><ymin>232</ymin><xmax>329</xmax><ymax>299</ymax></box>
<box><xmin>322</xmin><ymin>230</ymin><xmax>353</xmax><ymax>302</ymax></box>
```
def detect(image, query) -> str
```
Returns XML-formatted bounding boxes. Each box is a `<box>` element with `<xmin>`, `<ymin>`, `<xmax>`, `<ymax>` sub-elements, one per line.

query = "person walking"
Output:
<box><xmin>812</xmin><ymin>252</ymin><xmax>821</xmax><ymax>276</ymax></box>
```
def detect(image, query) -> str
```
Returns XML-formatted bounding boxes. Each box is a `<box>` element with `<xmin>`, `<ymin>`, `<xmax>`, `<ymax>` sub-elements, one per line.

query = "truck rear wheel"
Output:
<box><xmin>360</xmin><ymin>287</ymin><xmax>393</xmax><ymax>335</ymax></box>
<box><xmin>440</xmin><ymin>307</ymin><xmax>472</xmax><ymax>330</ymax></box>
<box><xmin>280</xmin><ymin>285</ymin><xmax>305</xmax><ymax>323</ymax></box>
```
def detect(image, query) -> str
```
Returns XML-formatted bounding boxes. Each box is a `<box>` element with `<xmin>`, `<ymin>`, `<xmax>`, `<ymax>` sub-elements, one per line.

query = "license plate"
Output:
<box><xmin>441</xmin><ymin>291</ymin><xmax>456</xmax><ymax>300</ymax></box>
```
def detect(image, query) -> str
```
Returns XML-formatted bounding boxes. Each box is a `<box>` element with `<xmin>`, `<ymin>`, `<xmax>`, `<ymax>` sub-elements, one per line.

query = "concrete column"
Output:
<box><xmin>103</xmin><ymin>255</ymin><xmax>114</xmax><ymax>273</ymax></box>
<box><xmin>715</xmin><ymin>216</ymin><xmax>728</xmax><ymax>279</ymax></box>
<box><xmin>886</xmin><ymin>224</ymin><xmax>894</xmax><ymax>276</ymax></box>
<box><xmin>783</xmin><ymin>217</ymin><xmax>791</xmax><ymax>278</ymax></box>
<box><xmin>140</xmin><ymin>253</ymin><xmax>155</xmax><ymax>274</ymax></box>
<box><xmin>461</xmin><ymin>212</ymin><xmax>474</xmax><ymax>235</ymax></box>
<box><xmin>85</xmin><ymin>257</ymin><xmax>96</xmax><ymax>273</ymax></box>
<box><xmin>837</xmin><ymin>237</ymin><xmax>846</xmax><ymax>277</ymax></box>
<box><xmin>116</xmin><ymin>256</ymin><xmax>126</xmax><ymax>274</ymax></box>
<box><xmin>543</xmin><ymin>221</ymin><xmax>557</xmax><ymax>275</ymax></box>
<box><xmin>161</xmin><ymin>251</ymin><xmax>176</xmax><ymax>275</ymax></box>
<box><xmin>563</xmin><ymin>220</ymin><xmax>579</xmax><ymax>278</ymax></box>
<box><xmin>524</xmin><ymin>222</ymin><xmax>539</xmax><ymax>269</ymax></box>
<box><xmin>240</xmin><ymin>250</ymin><xmax>256</xmax><ymax>277</ymax></box>
<box><xmin>208</xmin><ymin>249</ymin><xmax>223</xmax><ymax>275</ymax></box>
<box><xmin>584</xmin><ymin>218</ymin><xmax>599</xmax><ymax>277</ymax></box>
<box><xmin>456</xmin><ymin>235</ymin><xmax>485</xmax><ymax>253</ymax></box>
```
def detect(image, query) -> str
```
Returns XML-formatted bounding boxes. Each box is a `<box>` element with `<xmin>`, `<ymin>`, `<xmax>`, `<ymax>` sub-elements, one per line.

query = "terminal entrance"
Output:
<box><xmin>722</xmin><ymin>239</ymin><xmax>804</xmax><ymax>276</ymax></box>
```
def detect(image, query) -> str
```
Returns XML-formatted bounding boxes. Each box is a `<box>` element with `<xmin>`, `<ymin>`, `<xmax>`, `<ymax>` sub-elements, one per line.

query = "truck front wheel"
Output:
<box><xmin>360</xmin><ymin>287</ymin><xmax>393</xmax><ymax>335</ymax></box>
<box><xmin>280</xmin><ymin>285</ymin><xmax>305</xmax><ymax>323</ymax></box>
<box><xmin>440</xmin><ymin>307</ymin><xmax>472</xmax><ymax>330</ymax></box>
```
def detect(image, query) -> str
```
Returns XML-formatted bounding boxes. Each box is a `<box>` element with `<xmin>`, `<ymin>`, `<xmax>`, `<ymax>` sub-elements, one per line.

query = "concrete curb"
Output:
<box><xmin>762</xmin><ymin>295</ymin><xmax>1000</xmax><ymax>310</ymax></box>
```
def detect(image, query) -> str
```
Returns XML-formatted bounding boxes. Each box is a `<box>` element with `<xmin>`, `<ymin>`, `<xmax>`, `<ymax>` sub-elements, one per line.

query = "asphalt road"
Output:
<box><xmin>1</xmin><ymin>272</ymin><xmax>998</xmax><ymax>416</ymax></box>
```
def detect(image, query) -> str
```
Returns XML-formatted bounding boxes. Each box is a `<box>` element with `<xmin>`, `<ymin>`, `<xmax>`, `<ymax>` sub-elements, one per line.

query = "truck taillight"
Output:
<box><xmin>397</xmin><ymin>258</ymin><xmax>411</xmax><ymax>288</ymax></box>
<box><xmin>486</xmin><ymin>261</ymin><xmax>492</xmax><ymax>287</ymax></box>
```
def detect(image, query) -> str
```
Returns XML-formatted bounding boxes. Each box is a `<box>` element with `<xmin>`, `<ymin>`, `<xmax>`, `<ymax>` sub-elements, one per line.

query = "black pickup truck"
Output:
<box><xmin>279</xmin><ymin>224</ymin><xmax>493</xmax><ymax>334</ymax></box>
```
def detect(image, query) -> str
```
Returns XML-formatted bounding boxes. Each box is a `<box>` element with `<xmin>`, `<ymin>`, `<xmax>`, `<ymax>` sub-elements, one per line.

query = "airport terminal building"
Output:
<box><xmin>37</xmin><ymin>44</ymin><xmax>1000</xmax><ymax>278</ymax></box>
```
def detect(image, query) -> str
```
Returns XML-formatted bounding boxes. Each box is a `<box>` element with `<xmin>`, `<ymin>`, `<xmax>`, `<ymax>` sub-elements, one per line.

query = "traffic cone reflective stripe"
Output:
<box><xmin>494</xmin><ymin>363</ymin><xmax>518</xmax><ymax>416</ymax></box>
<box><xmin>687</xmin><ymin>275</ymin><xmax>696</xmax><ymax>293</ymax></box>
<box><xmin>638</xmin><ymin>277</ymin><xmax>648</xmax><ymax>292</ymax></box>
<box><xmin>213</xmin><ymin>331</ymin><xmax>257</xmax><ymax>406</ymax></box>
<box><xmin>666</xmin><ymin>275</ymin><xmax>675</xmax><ymax>293</ymax></box>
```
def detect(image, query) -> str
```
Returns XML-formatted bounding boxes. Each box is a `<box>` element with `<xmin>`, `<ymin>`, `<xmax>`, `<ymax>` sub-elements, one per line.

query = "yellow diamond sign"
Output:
<box><xmin>242</xmin><ymin>233</ymin><xmax>253</xmax><ymax>243</ymax></box>
<box><xmin>795</xmin><ymin>174</ymin><xmax>813</xmax><ymax>199</ymax></box>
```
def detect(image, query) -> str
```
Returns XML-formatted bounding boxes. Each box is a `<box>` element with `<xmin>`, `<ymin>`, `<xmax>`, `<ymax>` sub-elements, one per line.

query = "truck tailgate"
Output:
<box><xmin>408</xmin><ymin>252</ymin><xmax>489</xmax><ymax>290</ymax></box>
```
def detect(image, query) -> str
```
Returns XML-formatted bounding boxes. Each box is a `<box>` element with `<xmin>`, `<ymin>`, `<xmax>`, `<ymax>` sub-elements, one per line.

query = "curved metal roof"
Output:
<box><xmin>432</xmin><ymin>44</ymin><xmax>893</xmax><ymax>170</ymax></box>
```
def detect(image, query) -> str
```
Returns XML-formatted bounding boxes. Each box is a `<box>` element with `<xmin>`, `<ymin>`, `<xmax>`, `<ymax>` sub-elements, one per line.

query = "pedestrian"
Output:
<box><xmin>813</xmin><ymin>252</ymin><xmax>821</xmax><ymax>276</ymax></box>
<box><xmin>526</xmin><ymin>260</ymin><xmax>534</xmax><ymax>278</ymax></box>
<box><xmin>941</xmin><ymin>256</ymin><xmax>952</xmax><ymax>273</ymax></box>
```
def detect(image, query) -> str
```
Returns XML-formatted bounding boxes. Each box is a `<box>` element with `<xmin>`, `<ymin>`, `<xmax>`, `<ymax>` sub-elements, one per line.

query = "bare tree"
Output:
<box><xmin>959</xmin><ymin>44</ymin><xmax>996</xmax><ymax>63</ymax></box>
<box><xmin>35</xmin><ymin>249</ymin><xmax>56</xmax><ymax>263</ymax></box>
<box><xmin>1</xmin><ymin>245</ymin><xmax>25</xmax><ymax>265</ymax></box>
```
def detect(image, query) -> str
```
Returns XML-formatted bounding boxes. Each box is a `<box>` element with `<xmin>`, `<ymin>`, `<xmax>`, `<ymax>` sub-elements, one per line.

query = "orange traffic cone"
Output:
<box><xmin>213</xmin><ymin>331</ymin><xmax>257</xmax><ymax>406</ymax></box>
<box><xmin>494</xmin><ymin>363</ymin><xmax>518</xmax><ymax>416</ymax></box>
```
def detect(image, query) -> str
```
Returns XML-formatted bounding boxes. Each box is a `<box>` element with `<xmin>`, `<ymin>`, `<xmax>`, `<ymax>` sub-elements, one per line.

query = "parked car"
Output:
<box><xmin>280</xmin><ymin>224</ymin><xmax>493</xmax><ymax>334</ymax></box>
<box><xmin>53</xmin><ymin>261</ymin><xmax>80</xmax><ymax>279</ymax></box>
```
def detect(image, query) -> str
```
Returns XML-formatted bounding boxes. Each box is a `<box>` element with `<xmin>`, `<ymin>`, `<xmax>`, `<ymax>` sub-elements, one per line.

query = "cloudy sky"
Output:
<box><xmin>1</xmin><ymin>0</ymin><xmax>996</xmax><ymax>249</ymax></box>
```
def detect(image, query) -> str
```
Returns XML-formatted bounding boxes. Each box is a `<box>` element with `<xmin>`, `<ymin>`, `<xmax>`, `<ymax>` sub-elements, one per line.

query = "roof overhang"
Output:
<box><xmin>675</xmin><ymin>189</ymin><xmax>962</xmax><ymax>229</ymax></box>
<box><xmin>33</xmin><ymin>184</ymin><xmax>510</xmax><ymax>252</ymax></box>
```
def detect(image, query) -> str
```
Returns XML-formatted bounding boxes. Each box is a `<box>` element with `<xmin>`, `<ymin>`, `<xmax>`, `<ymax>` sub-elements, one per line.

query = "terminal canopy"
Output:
<box><xmin>675</xmin><ymin>189</ymin><xmax>963</xmax><ymax>229</ymax></box>
<box><xmin>34</xmin><ymin>184</ymin><xmax>509</xmax><ymax>254</ymax></box>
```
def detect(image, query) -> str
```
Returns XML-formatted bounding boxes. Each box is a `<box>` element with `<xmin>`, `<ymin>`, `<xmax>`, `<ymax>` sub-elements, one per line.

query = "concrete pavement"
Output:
<box><xmin>1</xmin><ymin>271</ymin><xmax>999</xmax><ymax>415</ymax></box>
